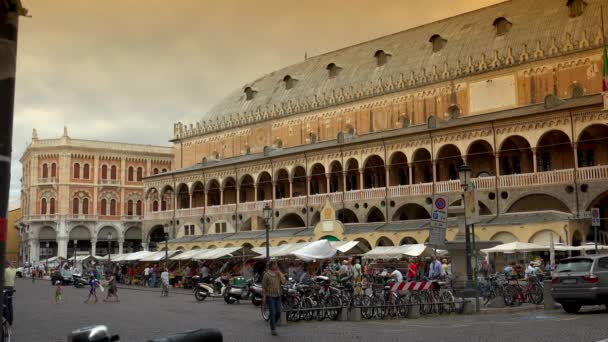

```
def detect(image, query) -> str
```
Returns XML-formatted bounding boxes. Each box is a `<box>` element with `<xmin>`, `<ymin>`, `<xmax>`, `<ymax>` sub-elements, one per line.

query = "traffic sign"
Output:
<box><xmin>591</xmin><ymin>208</ymin><xmax>601</xmax><ymax>227</ymax></box>
<box><xmin>430</xmin><ymin>194</ymin><xmax>449</xmax><ymax>246</ymax></box>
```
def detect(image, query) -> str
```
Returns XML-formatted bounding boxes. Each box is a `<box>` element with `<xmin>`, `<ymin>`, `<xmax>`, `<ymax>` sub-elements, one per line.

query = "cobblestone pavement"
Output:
<box><xmin>12</xmin><ymin>278</ymin><xmax>608</xmax><ymax>342</ymax></box>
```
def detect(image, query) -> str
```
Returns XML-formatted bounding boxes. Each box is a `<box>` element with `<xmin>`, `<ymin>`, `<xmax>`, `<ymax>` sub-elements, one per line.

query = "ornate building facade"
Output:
<box><xmin>16</xmin><ymin>128</ymin><xmax>173</xmax><ymax>263</ymax></box>
<box><xmin>145</xmin><ymin>0</ymin><xmax>608</xmax><ymax>251</ymax></box>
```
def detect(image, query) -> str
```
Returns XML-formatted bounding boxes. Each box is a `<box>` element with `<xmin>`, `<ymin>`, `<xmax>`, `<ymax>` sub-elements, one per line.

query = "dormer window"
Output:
<box><xmin>283</xmin><ymin>75</ymin><xmax>298</xmax><ymax>90</ymax></box>
<box><xmin>493</xmin><ymin>17</ymin><xmax>512</xmax><ymax>36</ymax></box>
<box><xmin>326</xmin><ymin>63</ymin><xmax>342</xmax><ymax>78</ymax></box>
<box><xmin>429</xmin><ymin>34</ymin><xmax>447</xmax><ymax>53</ymax></box>
<box><xmin>567</xmin><ymin>0</ymin><xmax>587</xmax><ymax>18</ymax></box>
<box><xmin>374</xmin><ymin>50</ymin><xmax>391</xmax><ymax>67</ymax></box>
<box><xmin>244</xmin><ymin>87</ymin><xmax>257</xmax><ymax>101</ymax></box>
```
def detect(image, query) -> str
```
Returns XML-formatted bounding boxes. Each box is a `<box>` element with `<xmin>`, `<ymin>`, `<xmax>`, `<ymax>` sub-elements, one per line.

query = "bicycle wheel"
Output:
<box><xmin>3</xmin><ymin>319</ymin><xmax>10</xmax><ymax>342</ymax></box>
<box><xmin>373</xmin><ymin>296</ymin><xmax>386</xmax><ymax>319</ymax></box>
<box><xmin>301</xmin><ymin>297</ymin><xmax>314</xmax><ymax>321</ymax></box>
<box><xmin>286</xmin><ymin>297</ymin><xmax>300</xmax><ymax>322</ymax></box>
<box><xmin>502</xmin><ymin>285</ymin><xmax>519</xmax><ymax>307</ymax></box>
<box><xmin>418</xmin><ymin>291</ymin><xmax>433</xmax><ymax>315</ymax></box>
<box><xmin>316</xmin><ymin>299</ymin><xmax>326</xmax><ymax>322</ymax></box>
<box><xmin>440</xmin><ymin>290</ymin><xmax>456</xmax><ymax>314</ymax></box>
<box><xmin>325</xmin><ymin>295</ymin><xmax>342</xmax><ymax>320</ymax></box>
<box><xmin>360</xmin><ymin>296</ymin><xmax>374</xmax><ymax>320</ymax></box>
<box><xmin>528</xmin><ymin>285</ymin><xmax>544</xmax><ymax>305</ymax></box>
<box><xmin>397</xmin><ymin>296</ymin><xmax>410</xmax><ymax>318</ymax></box>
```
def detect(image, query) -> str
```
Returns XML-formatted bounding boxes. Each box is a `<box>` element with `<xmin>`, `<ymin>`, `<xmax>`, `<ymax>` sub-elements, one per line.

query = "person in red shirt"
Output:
<box><xmin>407</xmin><ymin>258</ymin><xmax>417</xmax><ymax>281</ymax></box>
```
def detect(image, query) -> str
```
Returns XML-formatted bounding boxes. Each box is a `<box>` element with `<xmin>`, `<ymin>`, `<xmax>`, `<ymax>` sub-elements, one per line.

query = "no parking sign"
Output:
<box><xmin>430</xmin><ymin>195</ymin><xmax>449</xmax><ymax>246</ymax></box>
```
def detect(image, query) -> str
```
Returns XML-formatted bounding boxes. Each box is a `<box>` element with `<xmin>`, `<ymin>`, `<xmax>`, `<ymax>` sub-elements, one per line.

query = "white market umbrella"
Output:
<box><xmin>481</xmin><ymin>241</ymin><xmax>548</xmax><ymax>254</ymax></box>
<box><xmin>291</xmin><ymin>240</ymin><xmax>337</xmax><ymax>261</ymax></box>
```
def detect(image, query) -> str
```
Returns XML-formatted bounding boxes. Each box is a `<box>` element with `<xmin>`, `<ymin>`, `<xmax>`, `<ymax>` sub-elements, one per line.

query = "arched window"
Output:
<box><xmin>127</xmin><ymin>200</ymin><xmax>133</xmax><ymax>216</ymax></box>
<box><xmin>51</xmin><ymin>163</ymin><xmax>57</xmax><ymax>178</ymax></box>
<box><xmin>493</xmin><ymin>17</ymin><xmax>512</xmax><ymax>36</ymax></box>
<box><xmin>244</xmin><ymin>87</ymin><xmax>257</xmax><ymax>101</ymax></box>
<box><xmin>101</xmin><ymin>165</ymin><xmax>108</xmax><ymax>179</ymax></box>
<box><xmin>73</xmin><ymin>163</ymin><xmax>80</xmax><ymax>179</ymax></box>
<box><xmin>42</xmin><ymin>163</ymin><xmax>48</xmax><ymax>178</ymax></box>
<box><xmin>101</xmin><ymin>199</ymin><xmax>107</xmax><ymax>215</ymax></box>
<box><xmin>128</xmin><ymin>166</ymin><xmax>134</xmax><ymax>181</ymax></box>
<box><xmin>374</xmin><ymin>50</ymin><xmax>391</xmax><ymax>67</ymax></box>
<box><xmin>83</xmin><ymin>164</ymin><xmax>90</xmax><ymax>179</ymax></box>
<box><xmin>153</xmin><ymin>200</ymin><xmax>159</xmax><ymax>212</ymax></box>
<box><xmin>153</xmin><ymin>168</ymin><xmax>159</xmax><ymax>175</ymax></box>
<box><xmin>137</xmin><ymin>167</ymin><xmax>143</xmax><ymax>181</ymax></box>
<box><xmin>110</xmin><ymin>199</ymin><xmax>117</xmax><ymax>216</ymax></box>
<box><xmin>41</xmin><ymin>198</ymin><xmax>47</xmax><ymax>214</ymax></box>
<box><xmin>567</xmin><ymin>0</ymin><xmax>587</xmax><ymax>18</ymax></box>
<box><xmin>283</xmin><ymin>75</ymin><xmax>298</xmax><ymax>90</ymax></box>
<box><xmin>50</xmin><ymin>198</ymin><xmax>56</xmax><ymax>214</ymax></box>
<box><xmin>162</xmin><ymin>168</ymin><xmax>167</xmax><ymax>173</ymax></box>
<box><xmin>72</xmin><ymin>198</ymin><xmax>79</xmax><ymax>214</ymax></box>
<box><xmin>136</xmin><ymin>200</ymin><xmax>142</xmax><ymax>216</ymax></box>
<box><xmin>161</xmin><ymin>200</ymin><xmax>167</xmax><ymax>211</ymax></box>
<box><xmin>110</xmin><ymin>165</ymin><xmax>117</xmax><ymax>180</ymax></box>
<box><xmin>82</xmin><ymin>198</ymin><xmax>89</xmax><ymax>215</ymax></box>
<box><xmin>326</xmin><ymin>63</ymin><xmax>342</xmax><ymax>78</ymax></box>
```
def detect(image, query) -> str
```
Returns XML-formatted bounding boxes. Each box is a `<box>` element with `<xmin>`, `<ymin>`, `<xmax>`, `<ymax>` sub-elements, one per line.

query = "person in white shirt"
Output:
<box><xmin>160</xmin><ymin>268</ymin><xmax>170</xmax><ymax>297</ymax></box>
<box><xmin>525</xmin><ymin>262</ymin><xmax>535</xmax><ymax>279</ymax></box>
<box><xmin>143</xmin><ymin>267</ymin><xmax>151</xmax><ymax>287</ymax></box>
<box><xmin>387</xmin><ymin>266</ymin><xmax>403</xmax><ymax>283</ymax></box>
<box><xmin>201</xmin><ymin>265</ymin><xmax>210</xmax><ymax>283</ymax></box>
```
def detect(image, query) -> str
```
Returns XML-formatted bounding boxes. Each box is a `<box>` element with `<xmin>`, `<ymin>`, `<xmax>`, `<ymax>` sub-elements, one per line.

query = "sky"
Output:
<box><xmin>9</xmin><ymin>0</ymin><xmax>504</xmax><ymax>201</ymax></box>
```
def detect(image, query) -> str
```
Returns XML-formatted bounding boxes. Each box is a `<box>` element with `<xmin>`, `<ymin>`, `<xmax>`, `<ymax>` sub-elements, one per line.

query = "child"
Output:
<box><xmin>55</xmin><ymin>281</ymin><xmax>63</xmax><ymax>304</ymax></box>
<box><xmin>84</xmin><ymin>274</ymin><xmax>98</xmax><ymax>304</ymax></box>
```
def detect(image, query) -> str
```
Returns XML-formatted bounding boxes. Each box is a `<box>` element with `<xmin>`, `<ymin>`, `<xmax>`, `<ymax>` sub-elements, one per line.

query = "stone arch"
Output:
<box><xmin>176</xmin><ymin>246</ymin><xmax>185</xmax><ymax>251</ymax></box>
<box><xmin>467</xmin><ymin>140</ymin><xmax>495</xmax><ymax>177</ymax></box>
<box><xmin>354</xmin><ymin>238</ymin><xmax>372</xmax><ymax>251</ymax></box>
<box><xmin>528</xmin><ymin>230</ymin><xmax>560</xmax><ymax>245</ymax></box>
<box><xmin>191</xmin><ymin>181</ymin><xmax>205</xmax><ymax>208</ymax></box>
<box><xmin>225</xmin><ymin>243</ymin><xmax>235</xmax><ymax>248</ymax></box>
<box><xmin>124</xmin><ymin>225</ymin><xmax>143</xmax><ymax>253</ymax></box>
<box><xmin>436</xmin><ymin>144</ymin><xmax>463</xmax><ymax>181</ymax></box>
<box><xmin>536</xmin><ymin>130</ymin><xmax>574</xmax><ymax>171</ymax></box>
<box><xmin>296</xmin><ymin>240</ymin><xmax>308</xmax><ymax>243</ymax></box>
<box><xmin>176</xmin><ymin>183</ymin><xmax>190</xmax><ymax>209</ymax></box>
<box><xmin>577</xmin><ymin>124</ymin><xmax>608</xmax><ymax>167</ymax></box>
<box><xmin>309</xmin><ymin>163</ymin><xmax>327</xmax><ymax>195</ymax></box>
<box><xmin>328</xmin><ymin>160</ymin><xmax>343</xmax><ymax>193</ymax></box>
<box><xmin>363</xmin><ymin>155</ymin><xmax>385</xmax><ymax>188</ymax></box>
<box><xmin>400</xmin><ymin>237</ymin><xmax>418</xmax><ymax>245</ymax></box>
<box><xmin>499</xmin><ymin>135</ymin><xmax>534</xmax><ymax>175</ymax></box>
<box><xmin>145</xmin><ymin>187</ymin><xmax>159</xmax><ymax>200</ymax></box>
<box><xmin>208</xmin><ymin>245</ymin><xmax>217</xmax><ymax>249</ymax></box>
<box><xmin>191</xmin><ymin>246</ymin><xmax>201</xmax><ymax>250</ymax></box>
<box><xmin>388</xmin><ymin>151</ymin><xmax>409</xmax><ymax>186</ymax></box>
<box><xmin>239</xmin><ymin>174</ymin><xmax>255</xmax><ymax>203</ymax></box>
<box><xmin>222</xmin><ymin>177</ymin><xmax>237</xmax><ymax>205</ymax></box>
<box><xmin>507</xmin><ymin>194</ymin><xmax>571</xmax><ymax>213</ymax></box>
<box><xmin>206</xmin><ymin>179</ymin><xmax>221</xmax><ymax>206</ymax></box>
<box><xmin>242</xmin><ymin>242</ymin><xmax>254</xmax><ymax>249</ymax></box>
<box><xmin>392</xmin><ymin>203</ymin><xmax>430</xmax><ymax>221</ymax></box>
<box><xmin>375</xmin><ymin>236</ymin><xmax>394</xmax><ymax>247</ymax></box>
<box><xmin>160</xmin><ymin>185</ymin><xmax>174</xmax><ymax>198</ymax></box>
<box><xmin>96</xmin><ymin>225</ymin><xmax>119</xmax><ymax>256</ymax></box>
<box><xmin>412</xmin><ymin>148</ymin><xmax>432</xmax><ymax>184</ymax></box>
<box><xmin>275</xmin><ymin>168</ymin><xmax>290</xmax><ymax>199</ymax></box>
<box><xmin>337</xmin><ymin>208</ymin><xmax>358</xmax><ymax>223</ymax></box>
<box><xmin>366</xmin><ymin>207</ymin><xmax>385</xmax><ymax>223</ymax></box>
<box><xmin>148</xmin><ymin>225</ymin><xmax>166</xmax><ymax>251</ymax></box>
<box><xmin>38</xmin><ymin>226</ymin><xmax>56</xmax><ymax>241</ymax></box>
<box><xmin>310</xmin><ymin>211</ymin><xmax>321</xmax><ymax>226</ymax></box>
<box><xmin>277</xmin><ymin>213</ymin><xmax>306</xmax><ymax>229</ymax></box>
<box><xmin>291</xmin><ymin>166</ymin><xmax>307</xmax><ymax>197</ymax></box>
<box><xmin>257</xmin><ymin>171</ymin><xmax>273</xmax><ymax>201</ymax></box>
<box><xmin>277</xmin><ymin>241</ymin><xmax>289</xmax><ymax>246</ymax></box>
<box><xmin>345</xmin><ymin>158</ymin><xmax>360</xmax><ymax>191</ymax></box>
<box><xmin>490</xmin><ymin>231</ymin><xmax>518</xmax><ymax>243</ymax></box>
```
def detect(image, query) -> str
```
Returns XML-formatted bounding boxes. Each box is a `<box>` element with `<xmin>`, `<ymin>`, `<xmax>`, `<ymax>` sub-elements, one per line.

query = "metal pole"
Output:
<box><xmin>165</xmin><ymin>234</ymin><xmax>168</xmax><ymax>269</ymax></box>
<box><xmin>265</xmin><ymin>220</ymin><xmax>270</xmax><ymax>263</ymax></box>
<box><xmin>0</xmin><ymin>6</ymin><xmax>21</xmax><ymax>333</ymax></box>
<box><xmin>108</xmin><ymin>239</ymin><xmax>111</xmax><ymax>265</ymax></box>
<box><xmin>463</xmin><ymin>188</ymin><xmax>472</xmax><ymax>282</ymax></box>
<box><xmin>595</xmin><ymin>225</ymin><xmax>598</xmax><ymax>255</ymax></box>
<box><xmin>471</xmin><ymin>223</ymin><xmax>480</xmax><ymax>312</ymax></box>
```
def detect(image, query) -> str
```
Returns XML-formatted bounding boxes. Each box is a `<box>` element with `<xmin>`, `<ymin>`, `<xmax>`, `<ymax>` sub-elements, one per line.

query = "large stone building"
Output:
<box><xmin>145</xmin><ymin>0</ymin><xmax>608</xmax><ymax>251</ymax></box>
<box><xmin>7</xmin><ymin>200</ymin><xmax>22</xmax><ymax>263</ymax></box>
<box><xmin>16</xmin><ymin>128</ymin><xmax>173</xmax><ymax>263</ymax></box>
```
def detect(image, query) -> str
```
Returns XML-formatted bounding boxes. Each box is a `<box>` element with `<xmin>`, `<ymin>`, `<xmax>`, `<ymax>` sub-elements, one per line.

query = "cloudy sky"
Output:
<box><xmin>9</xmin><ymin>0</ymin><xmax>503</xmax><ymax>201</ymax></box>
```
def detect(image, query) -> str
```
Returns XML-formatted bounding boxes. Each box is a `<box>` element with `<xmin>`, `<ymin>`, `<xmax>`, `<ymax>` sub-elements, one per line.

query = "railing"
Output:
<box><xmin>69</xmin><ymin>214</ymin><xmax>98</xmax><ymax>221</ymax></box>
<box><xmin>435</xmin><ymin>180</ymin><xmax>461</xmax><ymax>194</ymax></box>
<box><xmin>578</xmin><ymin>165</ymin><xmax>608</xmax><ymax>181</ymax></box>
<box><xmin>122</xmin><ymin>215</ymin><xmax>143</xmax><ymax>221</ymax></box>
<box><xmin>537</xmin><ymin>168</ymin><xmax>574</xmax><ymax>184</ymax></box>
<box><xmin>471</xmin><ymin>177</ymin><xmax>496</xmax><ymax>190</ymax></box>
<box><xmin>37</xmin><ymin>177</ymin><xmax>57</xmax><ymax>184</ymax></box>
<box><xmin>100</xmin><ymin>179</ymin><xmax>120</xmax><ymax>185</ymax></box>
<box><xmin>28</xmin><ymin>214</ymin><xmax>58</xmax><ymax>221</ymax></box>
<box><xmin>144</xmin><ymin>211</ymin><xmax>173</xmax><ymax>220</ymax></box>
<box><xmin>275</xmin><ymin>196</ymin><xmax>306</xmax><ymax>209</ymax></box>
<box><xmin>328</xmin><ymin>192</ymin><xmax>343</xmax><ymax>203</ymax></box>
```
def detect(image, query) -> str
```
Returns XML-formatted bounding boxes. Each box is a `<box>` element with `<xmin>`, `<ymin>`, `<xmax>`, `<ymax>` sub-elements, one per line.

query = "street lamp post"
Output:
<box><xmin>73</xmin><ymin>239</ymin><xmax>78</xmax><ymax>270</ymax></box>
<box><xmin>163</xmin><ymin>224</ymin><xmax>170</xmax><ymax>270</ymax></box>
<box><xmin>107</xmin><ymin>232</ymin><xmax>112</xmax><ymax>266</ymax></box>
<box><xmin>458</xmin><ymin>164</ymin><xmax>473</xmax><ymax>285</ymax></box>
<box><xmin>263</xmin><ymin>204</ymin><xmax>273</xmax><ymax>263</ymax></box>
<box><xmin>45</xmin><ymin>242</ymin><xmax>50</xmax><ymax>273</ymax></box>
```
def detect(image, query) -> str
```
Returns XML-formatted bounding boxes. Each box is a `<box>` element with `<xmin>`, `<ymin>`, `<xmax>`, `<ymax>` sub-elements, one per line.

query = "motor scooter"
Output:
<box><xmin>222</xmin><ymin>277</ymin><xmax>253</xmax><ymax>304</ymax></box>
<box><xmin>250</xmin><ymin>281</ymin><xmax>263</xmax><ymax>306</ymax></box>
<box><xmin>194</xmin><ymin>276</ymin><xmax>227</xmax><ymax>302</ymax></box>
<box><xmin>72</xmin><ymin>273</ymin><xmax>89</xmax><ymax>288</ymax></box>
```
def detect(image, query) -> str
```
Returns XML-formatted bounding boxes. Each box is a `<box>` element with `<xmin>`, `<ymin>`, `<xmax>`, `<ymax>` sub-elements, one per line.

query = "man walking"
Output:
<box><xmin>427</xmin><ymin>256</ymin><xmax>444</xmax><ymax>280</ymax></box>
<box><xmin>262</xmin><ymin>260</ymin><xmax>285</xmax><ymax>336</ymax></box>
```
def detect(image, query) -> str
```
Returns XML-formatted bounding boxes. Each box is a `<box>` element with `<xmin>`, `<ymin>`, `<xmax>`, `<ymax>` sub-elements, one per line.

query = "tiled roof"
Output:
<box><xmin>176</xmin><ymin>0</ymin><xmax>606</xmax><ymax>137</ymax></box>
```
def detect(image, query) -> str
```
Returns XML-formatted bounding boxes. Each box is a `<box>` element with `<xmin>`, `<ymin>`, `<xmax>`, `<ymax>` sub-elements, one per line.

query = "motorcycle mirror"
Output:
<box><xmin>67</xmin><ymin>325</ymin><xmax>119</xmax><ymax>342</ymax></box>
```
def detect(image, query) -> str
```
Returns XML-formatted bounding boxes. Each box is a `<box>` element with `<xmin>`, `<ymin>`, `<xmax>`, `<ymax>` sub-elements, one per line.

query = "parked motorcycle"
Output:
<box><xmin>223</xmin><ymin>277</ymin><xmax>253</xmax><ymax>304</ymax></box>
<box><xmin>194</xmin><ymin>277</ymin><xmax>227</xmax><ymax>302</ymax></box>
<box><xmin>72</xmin><ymin>273</ymin><xmax>89</xmax><ymax>288</ymax></box>
<box><xmin>250</xmin><ymin>281</ymin><xmax>263</xmax><ymax>306</ymax></box>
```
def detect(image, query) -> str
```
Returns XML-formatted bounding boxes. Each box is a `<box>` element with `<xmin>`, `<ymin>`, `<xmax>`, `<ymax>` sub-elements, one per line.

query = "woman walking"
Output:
<box><xmin>103</xmin><ymin>272</ymin><xmax>119</xmax><ymax>303</ymax></box>
<box><xmin>84</xmin><ymin>274</ymin><xmax>99</xmax><ymax>304</ymax></box>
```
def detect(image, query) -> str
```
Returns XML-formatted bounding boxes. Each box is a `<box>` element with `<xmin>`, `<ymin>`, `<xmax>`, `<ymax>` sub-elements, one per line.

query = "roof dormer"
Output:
<box><xmin>429</xmin><ymin>34</ymin><xmax>447</xmax><ymax>53</ymax></box>
<box><xmin>567</xmin><ymin>0</ymin><xmax>587</xmax><ymax>18</ymax></box>
<box><xmin>493</xmin><ymin>17</ymin><xmax>512</xmax><ymax>36</ymax></box>
<box><xmin>326</xmin><ymin>63</ymin><xmax>342</xmax><ymax>78</ymax></box>
<box><xmin>244</xmin><ymin>87</ymin><xmax>257</xmax><ymax>101</ymax></box>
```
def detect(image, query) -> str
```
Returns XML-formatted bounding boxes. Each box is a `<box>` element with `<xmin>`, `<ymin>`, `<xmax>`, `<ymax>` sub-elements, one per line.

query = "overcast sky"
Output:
<box><xmin>9</xmin><ymin>0</ymin><xmax>503</xmax><ymax>201</ymax></box>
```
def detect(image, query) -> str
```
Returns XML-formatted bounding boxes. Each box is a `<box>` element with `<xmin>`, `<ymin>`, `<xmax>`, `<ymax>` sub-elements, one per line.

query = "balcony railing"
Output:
<box><xmin>29</xmin><ymin>214</ymin><xmax>58</xmax><ymax>221</ymax></box>
<box><xmin>122</xmin><ymin>215</ymin><xmax>143</xmax><ymax>221</ymax></box>
<box><xmin>100</xmin><ymin>179</ymin><xmax>120</xmax><ymax>186</ymax></box>
<box><xmin>37</xmin><ymin>177</ymin><xmax>57</xmax><ymax>184</ymax></box>
<box><xmin>69</xmin><ymin>214</ymin><xmax>98</xmax><ymax>221</ymax></box>
<box><xmin>142</xmin><ymin>166</ymin><xmax>608</xmax><ymax>220</ymax></box>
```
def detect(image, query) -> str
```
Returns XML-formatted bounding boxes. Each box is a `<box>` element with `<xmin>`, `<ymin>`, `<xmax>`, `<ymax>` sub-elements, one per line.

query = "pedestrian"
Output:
<box><xmin>427</xmin><ymin>256</ymin><xmax>444</xmax><ymax>280</ymax></box>
<box><xmin>103</xmin><ymin>272</ymin><xmax>119</xmax><ymax>303</ymax></box>
<box><xmin>387</xmin><ymin>266</ymin><xmax>403</xmax><ymax>283</ymax></box>
<box><xmin>161</xmin><ymin>268</ymin><xmax>170</xmax><ymax>297</ymax></box>
<box><xmin>406</xmin><ymin>258</ymin><xmax>417</xmax><ymax>281</ymax></box>
<box><xmin>4</xmin><ymin>261</ymin><xmax>16</xmax><ymax>325</ymax></box>
<box><xmin>151</xmin><ymin>264</ymin><xmax>158</xmax><ymax>288</ymax></box>
<box><xmin>143</xmin><ymin>266</ymin><xmax>150</xmax><ymax>287</ymax></box>
<box><xmin>84</xmin><ymin>274</ymin><xmax>99</xmax><ymax>304</ymax></box>
<box><xmin>55</xmin><ymin>281</ymin><xmax>63</xmax><ymax>304</ymax></box>
<box><xmin>442</xmin><ymin>259</ymin><xmax>449</xmax><ymax>276</ymax></box>
<box><xmin>262</xmin><ymin>260</ymin><xmax>285</xmax><ymax>336</ymax></box>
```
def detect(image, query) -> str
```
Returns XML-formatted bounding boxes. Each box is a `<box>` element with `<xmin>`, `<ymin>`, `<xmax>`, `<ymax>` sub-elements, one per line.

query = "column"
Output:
<box><xmin>141</xmin><ymin>241</ymin><xmax>149</xmax><ymax>251</ymax></box>
<box><xmin>532</xmin><ymin>148</ymin><xmax>538</xmax><ymax>173</ymax></box>
<box><xmin>56</xmin><ymin>236</ymin><xmax>68</xmax><ymax>259</ymax></box>
<box><xmin>573</xmin><ymin>143</ymin><xmax>579</xmax><ymax>169</ymax></box>
<box><xmin>254</xmin><ymin>185</ymin><xmax>258</xmax><ymax>202</ymax></box>
<box><xmin>118</xmin><ymin>239</ymin><xmax>124</xmax><ymax>254</ymax></box>
<box><xmin>289</xmin><ymin>180</ymin><xmax>293</xmax><ymax>198</ymax></box>
<box><xmin>408</xmin><ymin>163</ymin><xmax>413</xmax><ymax>185</ymax></box>
<box><xmin>29</xmin><ymin>239</ymin><xmax>40</xmax><ymax>262</ymax></box>
<box><xmin>204</xmin><ymin>191</ymin><xmax>208</xmax><ymax>207</ymax></box>
<box><xmin>385</xmin><ymin>166</ymin><xmax>390</xmax><ymax>187</ymax></box>
<box><xmin>91</xmin><ymin>237</ymin><xmax>97</xmax><ymax>256</ymax></box>
<box><xmin>432</xmin><ymin>161</ymin><xmax>437</xmax><ymax>182</ymax></box>
<box><xmin>236</xmin><ymin>187</ymin><xmax>240</xmax><ymax>205</ymax></box>
<box><xmin>189</xmin><ymin>193</ymin><xmax>193</xmax><ymax>208</ymax></box>
<box><xmin>495</xmin><ymin>153</ymin><xmax>501</xmax><ymax>177</ymax></box>
<box><xmin>220</xmin><ymin>190</ymin><xmax>224</xmax><ymax>205</ymax></box>
<box><xmin>272</xmin><ymin>182</ymin><xmax>277</xmax><ymax>201</ymax></box>
<box><xmin>358</xmin><ymin>169</ymin><xmax>364</xmax><ymax>190</ymax></box>
<box><xmin>326</xmin><ymin>174</ymin><xmax>331</xmax><ymax>193</ymax></box>
<box><xmin>342</xmin><ymin>171</ymin><xmax>347</xmax><ymax>191</ymax></box>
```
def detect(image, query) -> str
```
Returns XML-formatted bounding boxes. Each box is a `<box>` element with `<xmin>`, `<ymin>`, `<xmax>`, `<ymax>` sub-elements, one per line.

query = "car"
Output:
<box><xmin>551</xmin><ymin>255</ymin><xmax>608</xmax><ymax>313</ymax></box>
<box><xmin>16</xmin><ymin>267</ymin><xmax>23</xmax><ymax>278</ymax></box>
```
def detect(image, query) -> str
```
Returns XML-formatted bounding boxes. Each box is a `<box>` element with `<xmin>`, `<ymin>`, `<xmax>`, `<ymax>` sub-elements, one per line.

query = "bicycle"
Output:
<box><xmin>2</xmin><ymin>289</ymin><xmax>15</xmax><ymax>342</ymax></box>
<box><xmin>503</xmin><ymin>276</ymin><xmax>543</xmax><ymax>306</ymax></box>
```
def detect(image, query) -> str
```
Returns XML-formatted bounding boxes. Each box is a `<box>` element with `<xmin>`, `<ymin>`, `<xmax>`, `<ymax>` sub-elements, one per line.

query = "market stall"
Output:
<box><xmin>363</xmin><ymin>244</ymin><xmax>440</xmax><ymax>259</ymax></box>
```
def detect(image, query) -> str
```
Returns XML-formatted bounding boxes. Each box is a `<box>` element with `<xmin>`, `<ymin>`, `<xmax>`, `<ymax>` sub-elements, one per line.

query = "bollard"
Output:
<box><xmin>486</xmin><ymin>295</ymin><xmax>506</xmax><ymax>308</ymax></box>
<box><xmin>543</xmin><ymin>280</ymin><xmax>555</xmax><ymax>310</ymax></box>
<box><xmin>406</xmin><ymin>304</ymin><xmax>420</xmax><ymax>319</ymax></box>
<box><xmin>349</xmin><ymin>307</ymin><xmax>362</xmax><ymax>322</ymax></box>
<box><xmin>338</xmin><ymin>307</ymin><xmax>349</xmax><ymax>321</ymax></box>
<box><xmin>280</xmin><ymin>311</ymin><xmax>288</xmax><ymax>326</ymax></box>
<box><xmin>462</xmin><ymin>300</ymin><xmax>474</xmax><ymax>314</ymax></box>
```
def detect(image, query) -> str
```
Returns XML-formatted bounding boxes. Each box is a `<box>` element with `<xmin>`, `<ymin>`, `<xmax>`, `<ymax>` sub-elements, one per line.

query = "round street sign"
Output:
<box><xmin>435</xmin><ymin>197</ymin><xmax>446</xmax><ymax>210</ymax></box>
